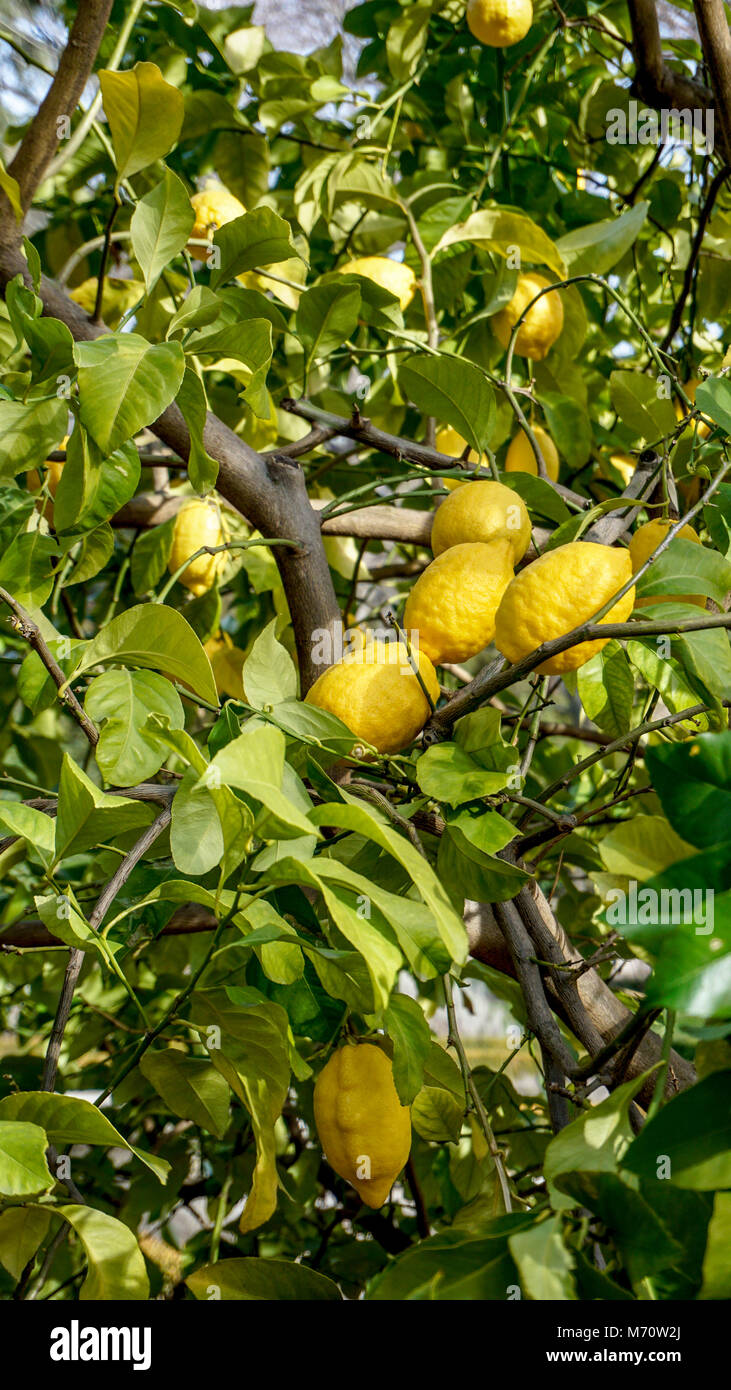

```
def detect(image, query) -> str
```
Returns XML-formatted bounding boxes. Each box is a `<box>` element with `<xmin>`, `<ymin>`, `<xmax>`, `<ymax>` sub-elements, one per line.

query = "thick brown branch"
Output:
<box><xmin>5</xmin><ymin>0</ymin><xmax>114</xmax><ymax>212</ymax></box>
<box><xmin>628</xmin><ymin>0</ymin><xmax>716</xmax><ymax>131</ymax></box>
<box><xmin>694</xmin><ymin>0</ymin><xmax>731</xmax><ymax>163</ymax></box>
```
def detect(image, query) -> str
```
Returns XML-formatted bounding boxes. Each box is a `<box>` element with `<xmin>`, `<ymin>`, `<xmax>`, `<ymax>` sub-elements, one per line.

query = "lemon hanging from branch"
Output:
<box><xmin>168</xmin><ymin>498</ymin><xmax>228</xmax><ymax>597</ymax></box>
<box><xmin>492</xmin><ymin>272</ymin><xmax>564</xmax><ymax>361</ymax></box>
<box><xmin>305</xmin><ymin>636</ymin><xmax>438</xmax><ymax>754</ymax></box>
<box><xmin>314</xmin><ymin>1043</ymin><xmax>412</xmax><ymax>1209</ymax></box>
<box><xmin>466</xmin><ymin>0</ymin><xmax>533</xmax><ymax>48</ymax></box>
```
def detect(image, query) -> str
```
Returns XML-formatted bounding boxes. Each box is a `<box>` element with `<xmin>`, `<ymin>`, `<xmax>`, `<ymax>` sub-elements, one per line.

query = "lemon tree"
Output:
<box><xmin>0</xmin><ymin>0</ymin><xmax>730</xmax><ymax>1317</ymax></box>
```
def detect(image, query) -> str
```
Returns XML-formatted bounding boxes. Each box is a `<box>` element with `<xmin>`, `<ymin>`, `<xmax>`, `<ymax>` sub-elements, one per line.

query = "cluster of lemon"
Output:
<box><xmin>307</xmin><ymin>479</ymin><xmax>639</xmax><ymax>752</ymax></box>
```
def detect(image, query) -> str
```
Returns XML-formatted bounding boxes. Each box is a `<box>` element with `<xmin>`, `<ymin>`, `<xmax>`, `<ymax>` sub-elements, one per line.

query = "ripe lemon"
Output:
<box><xmin>605</xmin><ymin>452</ymin><xmax>635</xmax><ymax>486</ymax></box>
<box><xmin>629</xmin><ymin>519</ymin><xmax>705</xmax><ymax>609</ymax></box>
<box><xmin>675</xmin><ymin>379</ymin><xmax>713</xmax><ymax>440</ymax></box>
<box><xmin>169</xmin><ymin>499</ymin><xmax>227</xmax><ymax>597</ymax></box>
<box><xmin>430</xmin><ymin>479</ymin><xmax>531</xmax><ymax>562</ymax></box>
<box><xmin>27</xmin><ymin>437</ymin><xmax>68</xmax><ymax>524</ymax></box>
<box><xmin>466</xmin><ymin>0</ymin><xmax>533</xmax><ymax>46</ymax></box>
<box><xmin>305</xmin><ymin>637</ymin><xmax>439</xmax><ymax>754</ymax></box>
<box><xmin>505</xmin><ymin>426</ymin><xmax>560</xmax><ymax>482</ymax></box>
<box><xmin>404</xmin><ymin>540</ymin><xmax>514</xmax><ymax>664</ymax></box>
<box><xmin>492</xmin><ymin>273</ymin><xmax>564</xmax><ymax>360</ymax></box>
<box><xmin>494</xmin><ymin>541</ymin><xmax>635</xmax><ymax>674</ymax></box>
<box><xmin>435</xmin><ymin>425</ymin><xmax>488</xmax><ymax>489</ymax></box>
<box><xmin>339</xmin><ymin>256</ymin><xmax>416</xmax><ymax>310</ymax></box>
<box><xmin>313</xmin><ymin>1042</ymin><xmax>411</xmax><ymax>1208</ymax></box>
<box><xmin>204</xmin><ymin>632</ymin><xmax>247</xmax><ymax>699</ymax></box>
<box><xmin>188</xmin><ymin>185</ymin><xmax>246</xmax><ymax>255</ymax></box>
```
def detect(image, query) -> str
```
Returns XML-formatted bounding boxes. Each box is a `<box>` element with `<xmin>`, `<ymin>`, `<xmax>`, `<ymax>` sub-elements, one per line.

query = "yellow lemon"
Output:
<box><xmin>305</xmin><ymin>637</ymin><xmax>439</xmax><ymax>754</ymax></box>
<box><xmin>675</xmin><ymin>379</ymin><xmax>713</xmax><ymax>440</ymax></box>
<box><xmin>313</xmin><ymin>1043</ymin><xmax>411</xmax><ymax>1208</ymax></box>
<box><xmin>188</xmin><ymin>185</ymin><xmax>246</xmax><ymax>255</ymax></box>
<box><xmin>339</xmin><ymin>256</ymin><xmax>416</xmax><ymax>310</ymax></box>
<box><xmin>466</xmin><ymin>0</ymin><xmax>533</xmax><ymax>46</ymax></box>
<box><xmin>629</xmin><ymin>519</ymin><xmax>705</xmax><ymax>609</ymax></box>
<box><xmin>430</xmin><ymin>479</ymin><xmax>531</xmax><ymax>562</ymax></box>
<box><xmin>404</xmin><ymin>539</ymin><xmax>515</xmax><ymax>664</ymax></box>
<box><xmin>435</xmin><ymin>425</ymin><xmax>488</xmax><ymax>488</ymax></box>
<box><xmin>605</xmin><ymin>452</ymin><xmax>635</xmax><ymax>486</ymax></box>
<box><xmin>492</xmin><ymin>273</ymin><xmax>564</xmax><ymax>360</ymax></box>
<box><xmin>204</xmin><ymin>632</ymin><xmax>247</xmax><ymax>699</ymax></box>
<box><xmin>27</xmin><ymin>436</ymin><xmax>68</xmax><ymax>523</ymax></box>
<box><xmin>494</xmin><ymin>541</ymin><xmax>635</xmax><ymax>674</ymax></box>
<box><xmin>505</xmin><ymin>426</ymin><xmax>560</xmax><ymax>482</ymax></box>
<box><xmin>169</xmin><ymin>499</ymin><xmax>227</xmax><ymax>597</ymax></box>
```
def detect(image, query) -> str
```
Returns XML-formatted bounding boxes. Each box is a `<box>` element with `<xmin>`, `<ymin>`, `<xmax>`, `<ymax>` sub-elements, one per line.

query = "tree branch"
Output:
<box><xmin>628</xmin><ymin>0</ymin><xmax>719</xmax><ymax>144</ymax></box>
<box><xmin>40</xmin><ymin>805</ymin><xmax>172</xmax><ymax>1092</ymax></box>
<box><xmin>694</xmin><ymin>0</ymin><xmax>731</xmax><ymax>163</ymax></box>
<box><xmin>4</xmin><ymin>0</ymin><xmax>114</xmax><ymax>213</ymax></box>
<box><xmin>0</xmin><ymin>586</ymin><xmax>98</xmax><ymax>745</ymax></box>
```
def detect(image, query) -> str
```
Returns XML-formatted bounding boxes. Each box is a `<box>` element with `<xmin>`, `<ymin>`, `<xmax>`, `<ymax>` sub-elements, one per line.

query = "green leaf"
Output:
<box><xmin>508</xmin><ymin>1215</ymin><xmax>577</xmax><ymax>1300</ymax></box>
<box><xmin>369</xmin><ymin>1221</ymin><xmax>527</xmax><ymax>1300</ymax></box>
<box><xmin>610</xmin><ymin>369</ymin><xmax>676</xmax><ymax>442</ymax></box>
<box><xmin>400</xmin><ymin>353</ymin><xmax>495</xmax><ymax>454</ymax></box>
<box><xmin>140</xmin><ymin>1049</ymin><xmax>230</xmax><ymax>1138</ymax></box>
<box><xmin>559</xmin><ymin>1171</ymin><xmax>681</xmax><ymax>1288</ymax></box>
<box><xmin>598</xmin><ymin>814</ymin><xmax>696</xmax><ymax>881</ymax></box>
<box><xmin>385</xmin><ymin>993</ymin><xmax>432</xmax><ymax>1104</ymax></box>
<box><xmin>645</xmin><ymin>732</ymin><xmax>731</xmax><ymax>850</ymax></box>
<box><xmin>0</xmin><ymin>1120</ymin><xmax>53</xmax><ymax>1196</ymax></box>
<box><xmin>73</xmin><ymin>602</ymin><xmax>219</xmax><ymax>707</ymax></box>
<box><xmin>54</xmin><ymin>1204</ymin><xmax>149</xmax><ymax>1299</ymax></box>
<box><xmin>309</xmin><ymin>800</ymin><xmax>468</xmax><ymax>965</ymax></box>
<box><xmin>0</xmin><ymin>153</ymin><xmax>21</xmax><ymax>221</ymax></box>
<box><xmin>386</xmin><ymin>0</ymin><xmax>433</xmax><ymax>80</ymax></box>
<box><xmin>54</xmin><ymin>434</ymin><xmax>140</xmax><ymax>537</ymax></box>
<box><xmin>699</xmin><ymin>1193</ymin><xmax>731</xmax><ymax>1298</ymax></box>
<box><xmin>433</xmin><ymin>206</ymin><xmax>566</xmax><ymax>277</ymax></box>
<box><xmin>556</xmin><ymin>201</ymin><xmax>648</xmax><ymax>276</ymax></box>
<box><xmin>210</xmin><ymin>207</ymin><xmax>303</xmax><ymax>288</ymax></box>
<box><xmin>99</xmin><ymin>61</ymin><xmax>184</xmax><ymax>183</ymax></box>
<box><xmin>130</xmin><ymin>516</ymin><xmax>176</xmax><ymax>594</ymax></box>
<box><xmin>130</xmin><ymin>167</ymin><xmax>195</xmax><ymax>292</ymax></box>
<box><xmin>0</xmin><ymin>531</ymin><xmax>59</xmax><ymax>608</ymax></box>
<box><xmin>242</xmin><ymin>619</ymin><xmax>297</xmax><ymax>707</ymax></box>
<box><xmin>76</xmin><ymin>334</ymin><xmax>185</xmax><ymax>454</ymax></box>
<box><xmin>635</xmin><ymin>537</ymin><xmax>731</xmax><ymax>605</ymax></box>
<box><xmin>208</xmin><ymin>724</ymin><xmax>317</xmax><ymax>837</ymax></box>
<box><xmin>190</xmin><ymin>991</ymin><xmax>291</xmax><ymax>1232</ymax></box>
<box><xmin>411</xmin><ymin>1085</ymin><xmax>464</xmax><ymax>1143</ymax></box>
<box><xmin>544</xmin><ymin>1072</ymin><xmax>654</xmax><ymax>1210</ymax></box>
<box><xmin>295</xmin><ymin>282</ymin><xmax>361</xmax><ymax>367</ymax></box>
<box><xmin>576</xmin><ymin>641</ymin><xmax>634</xmax><ymax>737</ymax></box>
<box><xmin>170</xmin><ymin>762</ymin><xmax>224</xmax><ymax>875</ymax></box>
<box><xmin>0</xmin><ymin>1206</ymin><xmax>51</xmax><ymax>1281</ymax></box>
<box><xmin>176</xmin><ymin>367</ymin><xmax>218</xmax><ymax>492</ymax></box>
<box><xmin>65</xmin><ymin>523</ymin><xmax>115</xmax><ymax>585</ymax></box>
<box><xmin>416</xmin><ymin>742</ymin><xmax>512</xmax><ymax>806</ymax></box>
<box><xmin>539</xmin><ymin>391</ymin><xmax>592</xmax><ymax>470</ymax></box>
<box><xmin>437</xmin><ymin>823</ymin><xmax>527</xmax><ymax>904</ymax></box>
<box><xmin>0</xmin><ymin>1091</ymin><xmax>169</xmax><ymax>1184</ymax></box>
<box><xmin>497</xmin><ymin>471</ymin><xmax>571</xmax><ymax>525</ymax></box>
<box><xmin>85</xmin><ymin>668</ymin><xmax>184</xmax><ymax>785</ymax></box>
<box><xmin>696</xmin><ymin>377</ymin><xmax>731</xmax><ymax>435</ymax></box>
<box><xmin>622</xmin><ymin>1070</ymin><xmax>731</xmax><ymax>1190</ymax></box>
<box><xmin>187</xmin><ymin>1256</ymin><xmax>341</xmax><ymax>1300</ymax></box>
<box><xmin>53</xmin><ymin>753</ymin><xmax>154</xmax><ymax>861</ymax></box>
<box><xmin>0</xmin><ymin>396</ymin><xmax>67</xmax><ymax>478</ymax></box>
